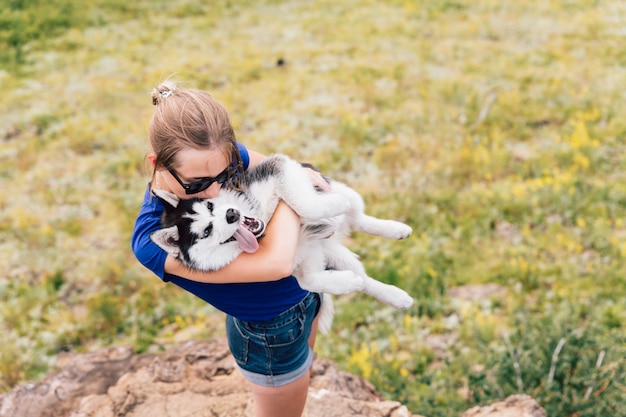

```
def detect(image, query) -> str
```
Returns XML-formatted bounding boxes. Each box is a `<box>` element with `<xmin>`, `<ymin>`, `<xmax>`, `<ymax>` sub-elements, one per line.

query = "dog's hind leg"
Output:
<box><xmin>360</xmin><ymin>275</ymin><xmax>414</xmax><ymax>309</ymax></box>
<box><xmin>294</xmin><ymin>247</ymin><xmax>365</xmax><ymax>294</ymax></box>
<box><xmin>324</xmin><ymin>243</ymin><xmax>414</xmax><ymax>309</ymax></box>
<box><xmin>297</xmin><ymin>269</ymin><xmax>365</xmax><ymax>294</ymax></box>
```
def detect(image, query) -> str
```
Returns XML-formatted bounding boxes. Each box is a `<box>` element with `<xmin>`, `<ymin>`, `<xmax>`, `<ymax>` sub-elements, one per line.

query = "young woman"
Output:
<box><xmin>131</xmin><ymin>81</ymin><xmax>327</xmax><ymax>417</ymax></box>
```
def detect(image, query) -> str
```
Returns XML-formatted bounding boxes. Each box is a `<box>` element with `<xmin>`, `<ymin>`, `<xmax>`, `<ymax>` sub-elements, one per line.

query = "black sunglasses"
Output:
<box><xmin>168</xmin><ymin>154</ymin><xmax>242</xmax><ymax>195</ymax></box>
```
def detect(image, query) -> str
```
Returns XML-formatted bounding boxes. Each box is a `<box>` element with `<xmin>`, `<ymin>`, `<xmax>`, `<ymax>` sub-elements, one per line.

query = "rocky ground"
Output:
<box><xmin>0</xmin><ymin>339</ymin><xmax>546</xmax><ymax>417</ymax></box>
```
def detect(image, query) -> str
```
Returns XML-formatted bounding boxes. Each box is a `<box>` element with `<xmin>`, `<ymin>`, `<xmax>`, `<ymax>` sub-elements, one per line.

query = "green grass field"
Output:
<box><xmin>1</xmin><ymin>1</ymin><xmax>626</xmax><ymax>416</ymax></box>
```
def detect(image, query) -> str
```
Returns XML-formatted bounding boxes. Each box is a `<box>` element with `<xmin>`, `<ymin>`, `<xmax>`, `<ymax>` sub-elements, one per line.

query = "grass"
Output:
<box><xmin>2</xmin><ymin>0</ymin><xmax>626</xmax><ymax>416</ymax></box>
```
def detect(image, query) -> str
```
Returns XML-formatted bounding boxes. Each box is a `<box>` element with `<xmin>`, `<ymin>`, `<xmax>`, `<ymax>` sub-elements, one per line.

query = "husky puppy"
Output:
<box><xmin>151</xmin><ymin>154</ymin><xmax>413</xmax><ymax>332</ymax></box>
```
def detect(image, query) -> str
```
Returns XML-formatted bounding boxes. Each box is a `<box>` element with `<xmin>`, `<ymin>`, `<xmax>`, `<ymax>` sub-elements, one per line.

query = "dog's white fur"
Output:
<box><xmin>151</xmin><ymin>153</ymin><xmax>413</xmax><ymax>332</ymax></box>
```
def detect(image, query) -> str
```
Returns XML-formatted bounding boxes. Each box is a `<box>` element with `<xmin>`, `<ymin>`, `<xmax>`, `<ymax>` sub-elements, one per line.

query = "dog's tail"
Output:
<box><xmin>317</xmin><ymin>293</ymin><xmax>334</xmax><ymax>334</ymax></box>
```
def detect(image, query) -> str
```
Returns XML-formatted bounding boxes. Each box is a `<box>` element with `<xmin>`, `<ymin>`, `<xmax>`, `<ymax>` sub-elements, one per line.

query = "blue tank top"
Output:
<box><xmin>130</xmin><ymin>143</ymin><xmax>308</xmax><ymax>322</ymax></box>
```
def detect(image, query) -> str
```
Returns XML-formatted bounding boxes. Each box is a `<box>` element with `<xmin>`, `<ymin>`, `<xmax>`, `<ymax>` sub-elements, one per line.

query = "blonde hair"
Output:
<box><xmin>149</xmin><ymin>80</ymin><xmax>245</xmax><ymax>189</ymax></box>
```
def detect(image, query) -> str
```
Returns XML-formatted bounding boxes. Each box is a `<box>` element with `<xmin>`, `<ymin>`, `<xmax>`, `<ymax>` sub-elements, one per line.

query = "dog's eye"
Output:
<box><xmin>206</xmin><ymin>201</ymin><xmax>213</xmax><ymax>212</ymax></box>
<box><xmin>202</xmin><ymin>225</ymin><xmax>212</xmax><ymax>239</ymax></box>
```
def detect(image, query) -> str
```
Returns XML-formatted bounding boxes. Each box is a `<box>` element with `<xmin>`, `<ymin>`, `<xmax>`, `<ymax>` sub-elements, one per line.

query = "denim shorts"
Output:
<box><xmin>225</xmin><ymin>291</ymin><xmax>321</xmax><ymax>387</ymax></box>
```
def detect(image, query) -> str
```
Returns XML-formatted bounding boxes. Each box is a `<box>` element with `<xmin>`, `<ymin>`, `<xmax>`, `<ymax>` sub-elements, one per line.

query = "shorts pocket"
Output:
<box><xmin>226</xmin><ymin>315</ymin><xmax>249</xmax><ymax>366</ymax></box>
<box><xmin>264</xmin><ymin>315</ymin><xmax>305</xmax><ymax>348</ymax></box>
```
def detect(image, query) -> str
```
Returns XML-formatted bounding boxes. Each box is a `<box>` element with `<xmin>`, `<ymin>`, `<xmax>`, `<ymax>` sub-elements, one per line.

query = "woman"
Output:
<box><xmin>131</xmin><ymin>80</ymin><xmax>327</xmax><ymax>417</ymax></box>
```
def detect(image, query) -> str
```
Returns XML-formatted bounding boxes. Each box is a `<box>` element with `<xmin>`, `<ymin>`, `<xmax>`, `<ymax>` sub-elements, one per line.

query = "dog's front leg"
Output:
<box><xmin>350</xmin><ymin>215</ymin><xmax>413</xmax><ymax>240</ymax></box>
<box><xmin>330</xmin><ymin>182</ymin><xmax>412</xmax><ymax>239</ymax></box>
<box><xmin>273</xmin><ymin>154</ymin><xmax>351</xmax><ymax>221</ymax></box>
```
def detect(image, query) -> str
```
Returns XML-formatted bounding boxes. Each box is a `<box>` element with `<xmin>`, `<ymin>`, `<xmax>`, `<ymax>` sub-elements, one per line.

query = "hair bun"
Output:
<box><xmin>151</xmin><ymin>81</ymin><xmax>177</xmax><ymax>106</ymax></box>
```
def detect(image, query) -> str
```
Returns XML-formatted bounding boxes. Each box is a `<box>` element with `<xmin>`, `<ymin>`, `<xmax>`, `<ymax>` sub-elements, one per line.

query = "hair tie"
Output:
<box><xmin>160</xmin><ymin>90</ymin><xmax>173</xmax><ymax>100</ymax></box>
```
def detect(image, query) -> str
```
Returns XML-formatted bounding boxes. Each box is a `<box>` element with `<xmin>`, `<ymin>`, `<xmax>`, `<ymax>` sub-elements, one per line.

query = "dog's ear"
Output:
<box><xmin>152</xmin><ymin>189</ymin><xmax>180</xmax><ymax>209</ymax></box>
<box><xmin>150</xmin><ymin>226</ymin><xmax>181</xmax><ymax>257</ymax></box>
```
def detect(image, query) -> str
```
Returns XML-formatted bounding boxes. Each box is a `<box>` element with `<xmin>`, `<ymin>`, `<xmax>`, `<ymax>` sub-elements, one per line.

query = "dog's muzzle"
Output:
<box><xmin>221</xmin><ymin>213</ymin><xmax>266</xmax><ymax>253</ymax></box>
<box><xmin>242</xmin><ymin>216</ymin><xmax>266</xmax><ymax>238</ymax></box>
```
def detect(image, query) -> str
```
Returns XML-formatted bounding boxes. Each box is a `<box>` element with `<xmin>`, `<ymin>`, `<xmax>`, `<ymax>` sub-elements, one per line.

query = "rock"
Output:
<box><xmin>461</xmin><ymin>394</ymin><xmax>547</xmax><ymax>417</ymax></box>
<box><xmin>0</xmin><ymin>339</ymin><xmax>545</xmax><ymax>417</ymax></box>
<box><xmin>0</xmin><ymin>339</ymin><xmax>420</xmax><ymax>417</ymax></box>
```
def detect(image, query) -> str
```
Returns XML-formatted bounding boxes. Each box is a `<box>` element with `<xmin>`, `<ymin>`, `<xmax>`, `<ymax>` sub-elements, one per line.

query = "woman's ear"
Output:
<box><xmin>148</xmin><ymin>153</ymin><xmax>157</xmax><ymax>168</ymax></box>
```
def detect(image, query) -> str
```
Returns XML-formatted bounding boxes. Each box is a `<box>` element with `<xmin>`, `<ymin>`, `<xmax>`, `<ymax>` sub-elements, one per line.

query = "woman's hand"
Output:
<box><xmin>303</xmin><ymin>166</ymin><xmax>330</xmax><ymax>192</ymax></box>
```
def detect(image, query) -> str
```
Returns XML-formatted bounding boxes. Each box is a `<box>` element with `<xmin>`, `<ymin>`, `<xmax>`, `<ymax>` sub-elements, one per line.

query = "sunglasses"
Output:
<box><xmin>168</xmin><ymin>153</ymin><xmax>242</xmax><ymax>195</ymax></box>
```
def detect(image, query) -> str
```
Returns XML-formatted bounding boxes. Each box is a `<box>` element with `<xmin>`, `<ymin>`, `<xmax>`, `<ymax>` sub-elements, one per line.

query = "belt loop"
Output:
<box><xmin>299</xmin><ymin>292</ymin><xmax>310</xmax><ymax>314</ymax></box>
<box><xmin>314</xmin><ymin>292</ymin><xmax>321</xmax><ymax>305</ymax></box>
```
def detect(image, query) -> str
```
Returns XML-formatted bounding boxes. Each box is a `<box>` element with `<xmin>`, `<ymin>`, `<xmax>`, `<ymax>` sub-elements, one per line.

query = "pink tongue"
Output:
<box><xmin>234</xmin><ymin>225</ymin><xmax>259</xmax><ymax>253</ymax></box>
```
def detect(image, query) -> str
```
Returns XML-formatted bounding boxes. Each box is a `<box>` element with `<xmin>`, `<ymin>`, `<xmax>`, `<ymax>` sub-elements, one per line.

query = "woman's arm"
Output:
<box><xmin>247</xmin><ymin>149</ymin><xmax>267</xmax><ymax>169</ymax></box>
<box><xmin>163</xmin><ymin>148</ymin><xmax>326</xmax><ymax>283</ymax></box>
<box><xmin>164</xmin><ymin>200</ymin><xmax>300</xmax><ymax>284</ymax></box>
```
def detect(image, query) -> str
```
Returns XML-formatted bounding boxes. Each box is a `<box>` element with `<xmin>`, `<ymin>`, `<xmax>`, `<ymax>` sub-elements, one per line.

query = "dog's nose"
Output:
<box><xmin>226</xmin><ymin>208</ymin><xmax>240</xmax><ymax>224</ymax></box>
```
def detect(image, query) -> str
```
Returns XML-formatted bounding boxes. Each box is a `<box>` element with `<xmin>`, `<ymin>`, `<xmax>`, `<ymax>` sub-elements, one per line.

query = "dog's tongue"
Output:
<box><xmin>234</xmin><ymin>225</ymin><xmax>259</xmax><ymax>253</ymax></box>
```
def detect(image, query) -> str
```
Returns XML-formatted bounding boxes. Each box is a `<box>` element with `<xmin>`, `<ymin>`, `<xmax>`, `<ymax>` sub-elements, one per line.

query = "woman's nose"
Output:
<box><xmin>199</xmin><ymin>182</ymin><xmax>221</xmax><ymax>198</ymax></box>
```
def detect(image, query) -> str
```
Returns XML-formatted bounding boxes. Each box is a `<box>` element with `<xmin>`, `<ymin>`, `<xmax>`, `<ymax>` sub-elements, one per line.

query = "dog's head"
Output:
<box><xmin>149</xmin><ymin>190</ymin><xmax>266</xmax><ymax>271</ymax></box>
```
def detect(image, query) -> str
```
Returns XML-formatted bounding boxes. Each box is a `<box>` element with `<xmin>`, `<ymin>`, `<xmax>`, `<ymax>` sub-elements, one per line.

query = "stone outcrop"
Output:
<box><xmin>462</xmin><ymin>394</ymin><xmax>547</xmax><ymax>417</ymax></box>
<box><xmin>0</xmin><ymin>338</ymin><xmax>545</xmax><ymax>417</ymax></box>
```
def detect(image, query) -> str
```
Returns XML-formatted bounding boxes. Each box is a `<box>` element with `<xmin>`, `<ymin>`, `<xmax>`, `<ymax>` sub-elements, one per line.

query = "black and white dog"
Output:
<box><xmin>150</xmin><ymin>154</ymin><xmax>413</xmax><ymax>332</ymax></box>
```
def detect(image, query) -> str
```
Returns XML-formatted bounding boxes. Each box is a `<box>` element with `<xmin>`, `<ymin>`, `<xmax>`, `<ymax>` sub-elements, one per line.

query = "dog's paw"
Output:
<box><xmin>385</xmin><ymin>287</ymin><xmax>414</xmax><ymax>309</ymax></box>
<box><xmin>394</xmin><ymin>292</ymin><xmax>414</xmax><ymax>309</ymax></box>
<box><xmin>387</xmin><ymin>222</ymin><xmax>412</xmax><ymax>240</ymax></box>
